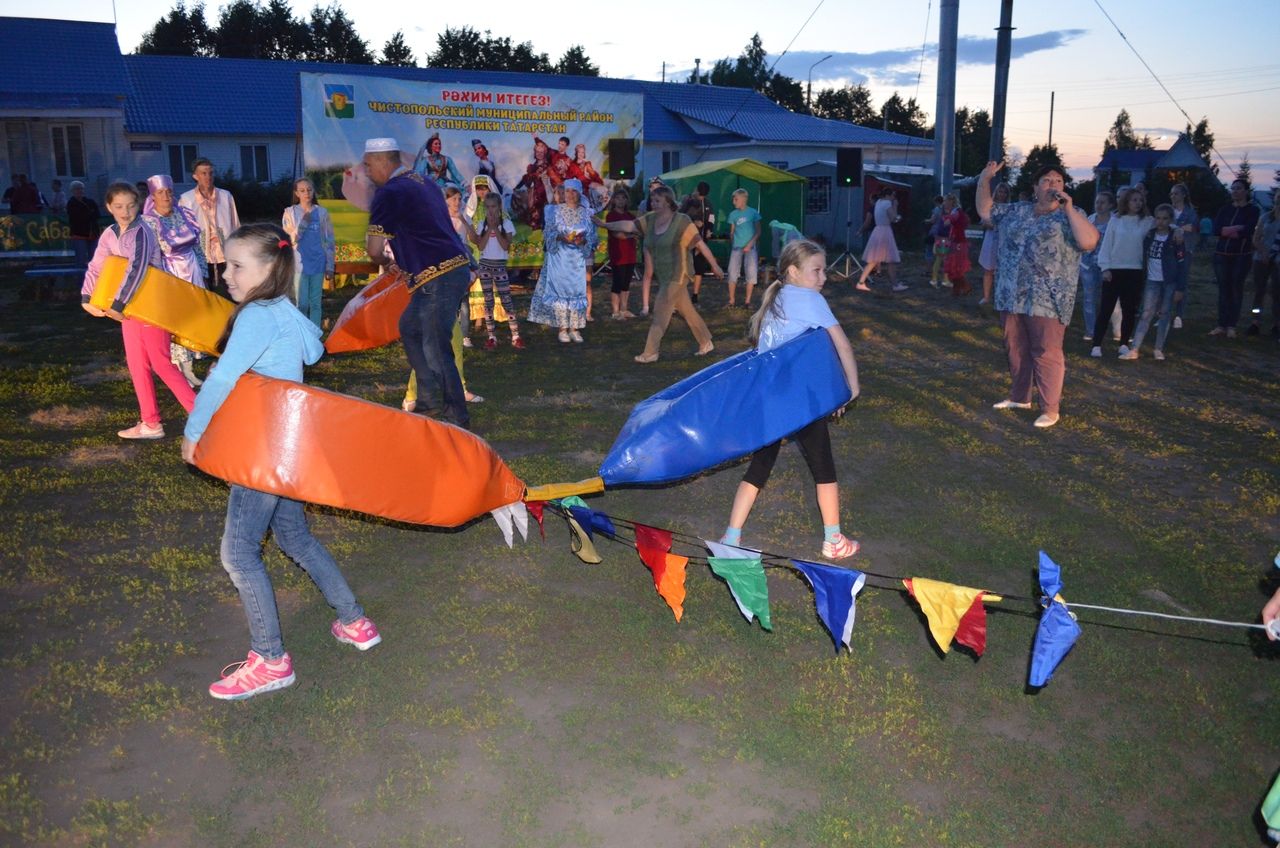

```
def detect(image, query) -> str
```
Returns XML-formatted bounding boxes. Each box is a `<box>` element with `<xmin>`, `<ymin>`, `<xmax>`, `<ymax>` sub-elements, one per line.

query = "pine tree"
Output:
<box><xmin>1237</xmin><ymin>153</ymin><xmax>1253</xmax><ymax>190</ymax></box>
<box><xmin>136</xmin><ymin>1</ymin><xmax>212</xmax><ymax>56</ymax></box>
<box><xmin>555</xmin><ymin>45</ymin><xmax>599</xmax><ymax>77</ymax></box>
<box><xmin>379</xmin><ymin>31</ymin><xmax>415</xmax><ymax>67</ymax></box>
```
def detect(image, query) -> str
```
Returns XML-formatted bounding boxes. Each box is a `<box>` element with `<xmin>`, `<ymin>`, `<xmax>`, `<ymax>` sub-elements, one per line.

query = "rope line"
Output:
<box><xmin>546</xmin><ymin>503</ymin><xmax>1264</xmax><ymax>634</ymax></box>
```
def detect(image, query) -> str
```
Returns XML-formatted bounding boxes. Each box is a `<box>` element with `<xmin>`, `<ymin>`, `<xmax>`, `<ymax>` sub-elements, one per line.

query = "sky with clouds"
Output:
<box><xmin>11</xmin><ymin>0</ymin><xmax>1278</xmax><ymax>182</ymax></box>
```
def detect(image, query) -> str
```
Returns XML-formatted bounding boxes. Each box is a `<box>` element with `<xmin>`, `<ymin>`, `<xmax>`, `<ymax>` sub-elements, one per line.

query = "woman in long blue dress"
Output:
<box><xmin>529</xmin><ymin>178</ymin><xmax>597</xmax><ymax>343</ymax></box>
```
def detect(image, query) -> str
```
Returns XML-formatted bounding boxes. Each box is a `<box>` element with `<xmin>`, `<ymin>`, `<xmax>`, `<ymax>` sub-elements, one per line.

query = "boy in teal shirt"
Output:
<box><xmin>726</xmin><ymin>189</ymin><xmax>762</xmax><ymax>307</ymax></box>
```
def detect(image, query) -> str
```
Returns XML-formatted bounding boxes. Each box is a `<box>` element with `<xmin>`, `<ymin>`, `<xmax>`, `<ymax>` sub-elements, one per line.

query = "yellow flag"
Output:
<box><xmin>904</xmin><ymin>577</ymin><xmax>1001</xmax><ymax>654</ymax></box>
<box><xmin>566</xmin><ymin>515</ymin><xmax>602</xmax><ymax>564</ymax></box>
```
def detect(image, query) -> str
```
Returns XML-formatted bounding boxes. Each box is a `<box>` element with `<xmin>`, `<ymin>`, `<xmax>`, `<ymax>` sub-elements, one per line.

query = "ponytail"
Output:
<box><xmin>215</xmin><ymin>223</ymin><xmax>297</xmax><ymax>353</ymax></box>
<box><xmin>747</xmin><ymin>280</ymin><xmax>784</xmax><ymax>346</ymax></box>
<box><xmin>748</xmin><ymin>238</ymin><xmax>826</xmax><ymax>345</ymax></box>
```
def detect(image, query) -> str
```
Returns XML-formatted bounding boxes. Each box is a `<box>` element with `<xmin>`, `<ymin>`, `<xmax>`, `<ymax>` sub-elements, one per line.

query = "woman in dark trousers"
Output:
<box><xmin>1208</xmin><ymin>179</ymin><xmax>1260</xmax><ymax>338</ymax></box>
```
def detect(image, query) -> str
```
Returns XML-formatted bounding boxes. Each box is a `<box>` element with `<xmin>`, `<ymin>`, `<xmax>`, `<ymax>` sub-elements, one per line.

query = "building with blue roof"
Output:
<box><xmin>3</xmin><ymin>15</ymin><xmax>931</xmax><ymax>205</ymax></box>
<box><xmin>1092</xmin><ymin>134</ymin><xmax>1209</xmax><ymax>191</ymax></box>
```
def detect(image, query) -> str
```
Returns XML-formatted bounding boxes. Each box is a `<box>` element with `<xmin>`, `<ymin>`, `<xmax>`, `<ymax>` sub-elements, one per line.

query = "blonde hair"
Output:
<box><xmin>747</xmin><ymin>238</ymin><xmax>826</xmax><ymax>345</ymax></box>
<box><xmin>732</xmin><ymin>188</ymin><xmax>749</xmax><ymax>200</ymax></box>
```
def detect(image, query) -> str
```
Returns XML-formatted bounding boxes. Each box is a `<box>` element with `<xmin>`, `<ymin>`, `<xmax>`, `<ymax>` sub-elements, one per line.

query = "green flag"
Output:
<box><xmin>708</xmin><ymin>557</ymin><xmax>772</xmax><ymax>631</ymax></box>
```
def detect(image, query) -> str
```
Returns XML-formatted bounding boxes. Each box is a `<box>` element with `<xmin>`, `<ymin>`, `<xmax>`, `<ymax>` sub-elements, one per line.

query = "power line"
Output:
<box><xmin>688</xmin><ymin>0</ymin><xmax>827</xmax><ymax>167</ymax></box>
<box><xmin>1090</xmin><ymin>0</ymin><xmax>1236</xmax><ymax>176</ymax></box>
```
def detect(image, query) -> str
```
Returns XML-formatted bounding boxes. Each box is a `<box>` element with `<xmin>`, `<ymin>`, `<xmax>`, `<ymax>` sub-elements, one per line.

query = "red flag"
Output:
<box><xmin>633</xmin><ymin>523</ymin><xmax>672</xmax><ymax>553</ymax></box>
<box><xmin>525</xmin><ymin>501</ymin><xmax>546</xmax><ymax>539</ymax></box>
<box><xmin>954</xmin><ymin>592</ymin><xmax>989</xmax><ymax>656</ymax></box>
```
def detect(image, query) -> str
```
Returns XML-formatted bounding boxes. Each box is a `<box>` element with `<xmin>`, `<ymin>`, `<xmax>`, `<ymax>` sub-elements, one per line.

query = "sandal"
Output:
<box><xmin>634</xmin><ymin>353</ymin><xmax>659</xmax><ymax>363</ymax></box>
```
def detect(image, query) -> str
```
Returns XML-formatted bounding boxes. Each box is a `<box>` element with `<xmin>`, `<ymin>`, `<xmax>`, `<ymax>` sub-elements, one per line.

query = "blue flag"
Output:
<box><xmin>792</xmin><ymin>559</ymin><xmax>866</xmax><ymax>652</ymax></box>
<box><xmin>1028</xmin><ymin>552</ymin><xmax>1081</xmax><ymax>688</ymax></box>
<box><xmin>557</xmin><ymin>496</ymin><xmax>616</xmax><ymax>540</ymax></box>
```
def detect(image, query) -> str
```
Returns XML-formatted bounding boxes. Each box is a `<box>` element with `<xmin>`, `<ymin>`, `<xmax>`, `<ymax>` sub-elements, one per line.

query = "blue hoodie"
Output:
<box><xmin>184</xmin><ymin>297</ymin><xmax>324</xmax><ymax>442</ymax></box>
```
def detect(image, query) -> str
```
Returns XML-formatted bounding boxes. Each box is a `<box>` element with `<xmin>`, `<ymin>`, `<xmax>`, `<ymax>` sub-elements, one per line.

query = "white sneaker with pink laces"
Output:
<box><xmin>331</xmin><ymin>617</ymin><xmax>382</xmax><ymax>651</ymax></box>
<box><xmin>208</xmin><ymin>651</ymin><xmax>295</xmax><ymax>700</ymax></box>
<box><xmin>821</xmin><ymin>533</ymin><xmax>860</xmax><ymax>560</ymax></box>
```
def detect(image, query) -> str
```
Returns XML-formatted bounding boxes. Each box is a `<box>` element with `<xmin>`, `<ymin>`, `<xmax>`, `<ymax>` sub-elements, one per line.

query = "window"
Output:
<box><xmin>50</xmin><ymin>125</ymin><xmax>85</xmax><ymax>177</ymax></box>
<box><xmin>240</xmin><ymin>145</ymin><xmax>270</xmax><ymax>182</ymax></box>
<box><xmin>662</xmin><ymin>150</ymin><xmax>681</xmax><ymax>172</ymax></box>
<box><xmin>806</xmin><ymin>176</ymin><xmax>831</xmax><ymax>214</ymax></box>
<box><xmin>6</xmin><ymin>122</ymin><xmax>32</xmax><ymax>179</ymax></box>
<box><xmin>168</xmin><ymin>144</ymin><xmax>198</xmax><ymax>182</ymax></box>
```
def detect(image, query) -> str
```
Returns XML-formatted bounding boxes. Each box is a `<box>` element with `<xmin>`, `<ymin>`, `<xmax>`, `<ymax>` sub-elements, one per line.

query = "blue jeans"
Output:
<box><xmin>297</xmin><ymin>272</ymin><xmax>324</xmax><ymax>328</ymax></box>
<box><xmin>1130</xmin><ymin>278</ymin><xmax>1178</xmax><ymax>353</ymax></box>
<box><xmin>1079</xmin><ymin>265</ymin><xmax>1101</xmax><ymax>338</ymax></box>
<box><xmin>1213</xmin><ymin>253</ymin><xmax>1251</xmax><ymax>328</ymax></box>
<box><xmin>399</xmin><ymin>265</ymin><xmax>472</xmax><ymax>429</ymax></box>
<box><xmin>221</xmin><ymin>485</ymin><xmax>363</xmax><ymax>660</ymax></box>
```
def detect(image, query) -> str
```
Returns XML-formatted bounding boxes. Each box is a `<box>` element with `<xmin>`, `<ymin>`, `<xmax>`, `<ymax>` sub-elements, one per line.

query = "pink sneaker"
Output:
<box><xmin>118</xmin><ymin>421</ymin><xmax>164</xmax><ymax>440</ymax></box>
<box><xmin>208</xmin><ymin>651</ymin><xmax>295</xmax><ymax>700</ymax></box>
<box><xmin>821</xmin><ymin>533</ymin><xmax>860</xmax><ymax>560</ymax></box>
<box><xmin>331</xmin><ymin>616</ymin><xmax>381</xmax><ymax>651</ymax></box>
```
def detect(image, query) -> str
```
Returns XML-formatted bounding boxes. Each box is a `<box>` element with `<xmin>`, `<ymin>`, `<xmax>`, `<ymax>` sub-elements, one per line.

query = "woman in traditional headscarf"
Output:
<box><xmin>141</xmin><ymin>173</ymin><xmax>207</xmax><ymax>387</ymax></box>
<box><xmin>529</xmin><ymin>178</ymin><xmax>597</xmax><ymax>343</ymax></box>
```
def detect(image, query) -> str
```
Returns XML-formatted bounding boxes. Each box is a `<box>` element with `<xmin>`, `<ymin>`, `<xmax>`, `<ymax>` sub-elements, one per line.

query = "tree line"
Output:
<box><xmin>137</xmin><ymin>2</ymin><xmax>600</xmax><ymax>74</ymax></box>
<box><xmin>139</xmin><ymin>7</ymin><xmax>1255</xmax><ymax>202</ymax></box>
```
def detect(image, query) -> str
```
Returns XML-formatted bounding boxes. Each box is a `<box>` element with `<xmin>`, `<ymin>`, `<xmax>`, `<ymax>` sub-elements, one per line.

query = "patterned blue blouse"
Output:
<box><xmin>991</xmin><ymin>202</ymin><xmax>1085</xmax><ymax>323</ymax></box>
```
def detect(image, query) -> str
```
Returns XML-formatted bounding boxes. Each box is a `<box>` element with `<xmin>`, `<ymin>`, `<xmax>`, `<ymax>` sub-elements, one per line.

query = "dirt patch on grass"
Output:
<box><xmin>62</xmin><ymin>444</ymin><xmax>134</xmax><ymax>467</ymax></box>
<box><xmin>73</xmin><ymin>358</ymin><xmax>130</xmax><ymax>386</ymax></box>
<box><xmin>30</xmin><ymin>404</ymin><xmax>109</xmax><ymax>428</ymax></box>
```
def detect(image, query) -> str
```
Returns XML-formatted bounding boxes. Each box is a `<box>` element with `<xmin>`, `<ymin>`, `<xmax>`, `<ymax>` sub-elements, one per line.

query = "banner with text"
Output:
<box><xmin>300</xmin><ymin>72</ymin><xmax>643</xmax><ymax>268</ymax></box>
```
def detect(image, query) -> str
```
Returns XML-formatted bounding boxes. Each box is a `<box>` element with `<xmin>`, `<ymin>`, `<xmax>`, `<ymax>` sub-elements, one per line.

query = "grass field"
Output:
<box><xmin>1</xmin><ymin>254</ymin><xmax>1278</xmax><ymax>847</ymax></box>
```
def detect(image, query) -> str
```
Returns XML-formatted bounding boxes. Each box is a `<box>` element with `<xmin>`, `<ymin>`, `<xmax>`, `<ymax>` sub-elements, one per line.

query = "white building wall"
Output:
<box><xmin>0</xmin><ymin>112</ymin><xmax>129</xmax><ymax>200</ymax></box>
<box><xmin>123</xmin><ymin>134</ymin><xmax>299</xmax><ymax>191</ymax></box>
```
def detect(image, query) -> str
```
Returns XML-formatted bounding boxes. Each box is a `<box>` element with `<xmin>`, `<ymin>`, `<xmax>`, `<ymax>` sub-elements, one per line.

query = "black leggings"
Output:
<box><xmin>1093</xmin><ymin>268</ymin><xmax>1144</xmax><ymax>346</ymax></box>
<box><xmin>743</xmin><ymin>418</ymin><xmax>837</xmax><ymax>488</ymax></box>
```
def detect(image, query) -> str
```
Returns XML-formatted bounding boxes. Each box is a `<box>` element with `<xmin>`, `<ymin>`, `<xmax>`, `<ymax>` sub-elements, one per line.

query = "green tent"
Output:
<box><xmin>659</xmin><ymin>158</ymin><xmax>805</xmax><ymax>261</ymax></box>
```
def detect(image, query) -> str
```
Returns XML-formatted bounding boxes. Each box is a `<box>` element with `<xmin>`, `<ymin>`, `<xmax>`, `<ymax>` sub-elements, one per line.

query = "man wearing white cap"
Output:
<box><xmin>362</xmin><ymin>137</ymin><xmax>475</xmax><ymax>429</ymax></box>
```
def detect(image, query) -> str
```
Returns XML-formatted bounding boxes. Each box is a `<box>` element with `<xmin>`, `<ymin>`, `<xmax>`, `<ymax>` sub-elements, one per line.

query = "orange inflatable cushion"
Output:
<box><xmin>194</xmin><ymin>373</ymin><xmax>525</xmax><ymax>527</ymax></box>
<box><xmin>324</xmin><ymin>271</ymin><xmax>410</xmax><ymax>354</ymax></box>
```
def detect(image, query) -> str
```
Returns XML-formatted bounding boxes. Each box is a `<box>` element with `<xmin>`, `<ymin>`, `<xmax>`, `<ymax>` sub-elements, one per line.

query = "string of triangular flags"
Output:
<box><xmin>489</xmin><ymin>496</ymin><xmax>1259</xmax><ymax>689</ymax></box>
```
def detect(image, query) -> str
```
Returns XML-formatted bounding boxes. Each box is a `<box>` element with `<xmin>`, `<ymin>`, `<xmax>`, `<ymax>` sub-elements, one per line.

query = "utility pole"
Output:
<box><xmin>932</xmin><ymin>0</ymin><xmax>959</xmax><ymax>196</ymax></box>
<box><xmin>1048</xmin><ymin>91</ymin><xmax>1055</xmax><ymax>147</ymax></box>
<box><xmin>989</xmin><ymin>0</ymin><xmax>1014</xmax><ymax>168</ymax></box>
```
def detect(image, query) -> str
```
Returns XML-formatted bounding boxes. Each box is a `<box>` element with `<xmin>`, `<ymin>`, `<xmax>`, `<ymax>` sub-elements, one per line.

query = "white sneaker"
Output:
<box><xmin>1153</xmin><ymin>349</ymin><xmax>1165</xmax><ymax>361</ymax></box>
<box><xmin>569</xmin><ymin>330</ymin><xmax>584</xmax><ymax>343</ymax></box>
<box><xmin>891</xmin><ymin>283</ymin><xmax>909</xmax><ymax>292</ymax></box>
<box><xmin>1117</xmin><ymin>344</ymin><xmax>1130</xmax><ymax>356</ymax></box>
<box><xmin>1172</xmin><ymin>317</ymin><xmax>1182</xmax><ymax>329</ymax></box>
<box><xmin>462</xmin><ymin>336</ymin><xmax>473</xmax><ymax>348</ymax></box>
<box><xmin>1033</xmin><ymin>413</ymin><xmax>1060</xmax><ymax>428</ymax></box>
<box><xmin>1090</xmin><ymin>346</ymin><xmax>1102</xmax><ymax>358</ymax></box>
<box><xmin>558</xmin><ymin>330</ymin><xmax>571</xmax><ymax>343</ymax></box>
